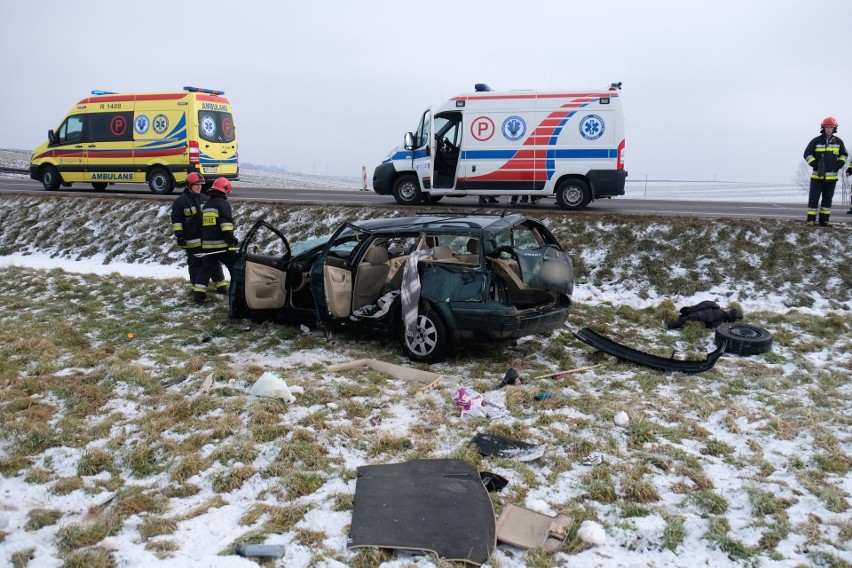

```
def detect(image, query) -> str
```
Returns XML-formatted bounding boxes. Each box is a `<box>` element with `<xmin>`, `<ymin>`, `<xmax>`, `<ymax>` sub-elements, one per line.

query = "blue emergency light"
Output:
<box><xmin>474</xmin><ymin>83</ymin><xmax>493</xmax><ymax>92</ymax></box>
<box><xmin>90</xmin><ymin>90</ymin><xmax>117</xmax><ymax>95</ymax></box>
<box><xmin>183</xmin><ymin>86</ymin><xmax>225</xmax><ymax>95</ymax></box>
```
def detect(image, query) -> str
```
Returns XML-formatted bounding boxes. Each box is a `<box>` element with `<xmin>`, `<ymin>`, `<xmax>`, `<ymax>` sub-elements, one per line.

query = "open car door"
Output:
<box><xmin>237</xmin><ymin>218</ymin><xmax>292</xmax><ymax>312</ymax></box>
<box><xmin>310</xmin><ymin>223</ymin><xmax>371</xmax><ymax>321</ymax></box>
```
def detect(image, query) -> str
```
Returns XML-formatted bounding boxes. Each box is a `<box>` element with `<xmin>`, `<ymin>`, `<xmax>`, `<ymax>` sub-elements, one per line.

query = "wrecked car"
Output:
<box><xmin>229</xmin><ymin>214</ymin><xmax>574</xmax><ymax>363</ymax></box>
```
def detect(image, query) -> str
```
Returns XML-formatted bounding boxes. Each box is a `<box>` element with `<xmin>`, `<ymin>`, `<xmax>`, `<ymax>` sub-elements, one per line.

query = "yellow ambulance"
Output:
<box><xmin>29</xmin><ymin>86</ymin><xmax>239</xmax><ymax>194</ymax></box>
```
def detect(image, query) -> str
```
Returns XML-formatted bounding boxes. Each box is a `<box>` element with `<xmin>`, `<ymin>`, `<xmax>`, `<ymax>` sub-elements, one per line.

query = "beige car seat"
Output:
<box><xmin>352</xmin><ymin>246</ymin><xmax>390</xmax><ymax>310</ymax></box>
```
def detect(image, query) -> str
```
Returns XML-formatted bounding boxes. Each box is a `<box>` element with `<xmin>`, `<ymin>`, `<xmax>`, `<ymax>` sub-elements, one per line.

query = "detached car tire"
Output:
<box><xmin>714</xmin><ymin>323</ymin><xmax>773</xmax><ymax>355</ymax></box>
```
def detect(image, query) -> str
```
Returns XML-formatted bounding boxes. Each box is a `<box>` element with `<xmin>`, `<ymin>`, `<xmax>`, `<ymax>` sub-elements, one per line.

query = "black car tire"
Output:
<box><xmin>423</xmin><ymin>194</ymin><xmax>444</xmax><ymax>203</ymax></box>
<box><xmin>148</xmin><ymin>167</ymin><xmax>174</xmax><ymax>194</ymax></box>
<box><xmin>392</xmin><ymin>175</ymin><xmax>421</xmax><ymax>206</ymax></box>
<box><xmin>555</xmin><ymin>178</ymin><xmax>591</xmax><ymax>210</ymax></box>
<box><xmin>41</xmin><ymin>165</ymin><xmax>61</xmax><ymax>191</ymax></box>
<box><xmin>714</xmin><ymin>323</ymin><xmax>773</xmax><ymax>355</ymax></box>
<box><xmin>91</xmin><ymin>182</ymin><xmax>108</xmax><ymax>191</ymax></box>
<box><xmin>403</xmin><ymin>310</ymin><xmax>450</xmax><ymax>363</ymax></box>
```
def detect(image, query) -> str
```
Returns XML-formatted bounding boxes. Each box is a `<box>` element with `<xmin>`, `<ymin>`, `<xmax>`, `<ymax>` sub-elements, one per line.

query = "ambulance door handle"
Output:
<box><xmin>87</xmin><ymin>144</ymin><xmax>96</xmax><ymax>148</ymax></box>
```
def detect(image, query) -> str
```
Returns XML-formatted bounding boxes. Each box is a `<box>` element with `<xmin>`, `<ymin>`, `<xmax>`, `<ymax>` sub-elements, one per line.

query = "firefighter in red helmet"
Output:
<box><xmin>803</xmin><ymin>117</ymin><xmax>848</xmax><ymax>226</ymax></box>
<box><xmin>170</xmin><ymin>172</ymin><xmax>227</xmax><ymax>300</ymax></box>
<box><xmin>195</xmin><ymin>177</ymin><xmax>238</xmax><ymax>303</ymax></box>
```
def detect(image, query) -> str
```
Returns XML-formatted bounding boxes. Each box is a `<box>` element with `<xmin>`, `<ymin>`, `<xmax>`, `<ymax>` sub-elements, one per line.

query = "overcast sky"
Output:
<box><xmin>3</xmin><ymin>0</ymin><xmax>851</xmax><ymax>183</ymax></box>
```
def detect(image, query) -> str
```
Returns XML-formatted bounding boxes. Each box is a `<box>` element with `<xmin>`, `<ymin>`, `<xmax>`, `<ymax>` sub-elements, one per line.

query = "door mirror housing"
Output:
<box><xmin>403</xmin><ymin>132</ymin><xmax>414</xmax><ymax>150</ymax></box>
<box><xmin>48</xmin><ymin>129</ymin><xmax>56</xmax><ymax>145</ymax></box>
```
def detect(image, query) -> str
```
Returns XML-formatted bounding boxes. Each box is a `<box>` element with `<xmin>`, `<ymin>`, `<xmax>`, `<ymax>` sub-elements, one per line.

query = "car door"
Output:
<box><xmin>310</xmin><ymin>224</ymin><xmax>369</xmax><ymax>321</ymax></box>
<box><xmin>232</xmin><ymin>219</ymin><xmax>292</xmax><ymax>314</ymax></box>
<box><xmin>50</xmin><ymin>114</ymin><xmax>87</xmax><ymax>183</ymax></box>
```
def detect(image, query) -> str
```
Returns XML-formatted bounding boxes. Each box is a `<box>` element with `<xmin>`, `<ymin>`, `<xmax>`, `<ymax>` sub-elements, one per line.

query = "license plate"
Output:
<box><xmin>203</xmin><ymin>166</ymin><xmax>219</xmax><ymax>174</ymax></box>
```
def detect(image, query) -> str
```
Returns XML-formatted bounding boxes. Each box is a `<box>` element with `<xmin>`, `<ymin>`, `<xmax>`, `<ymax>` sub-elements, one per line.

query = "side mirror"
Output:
<box><xmin>403</xmin><ymin>132</ymin><xmax>414</xmax><ymax>150</ymax></box>
<box><xmin>48</xmin><ymin>129</ymin><xmax>56</xmax><ymax>145</ymax></box>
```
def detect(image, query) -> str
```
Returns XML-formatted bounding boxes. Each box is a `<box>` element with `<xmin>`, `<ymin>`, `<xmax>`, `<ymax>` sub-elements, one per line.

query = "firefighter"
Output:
<box><xmin>195</xmin><ymin>177</ymin><xmax>238</xmax><ymax>304</ymax></box>
<box><xmin>803</xmin><ymin>117</ymin><xmax>848</xmax><ymax>226</ymax></box>
<box><xmin>170</xmin><ymin>172</ymin><xmax>227</xmax><ymax>299</ymax></box>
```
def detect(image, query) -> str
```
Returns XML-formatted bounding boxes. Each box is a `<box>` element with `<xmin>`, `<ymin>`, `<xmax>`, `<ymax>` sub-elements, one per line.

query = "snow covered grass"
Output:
<box><xmin>0</xmin><ymin>194</ymin><xmax>850</xmax><ymax>567</ymax></box>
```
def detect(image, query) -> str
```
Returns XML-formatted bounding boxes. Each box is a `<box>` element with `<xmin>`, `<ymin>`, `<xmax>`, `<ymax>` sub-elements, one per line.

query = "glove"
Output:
<box><xmin>227</xmin><ymin>237</ymin><xmax>239</xmax><ymax>247</ymax></box>
<box><xmin>847</xmin><ymin>167</ymin><xmax>852</xmax><ymax>176</ymax></box>
<box><xmin>176</xmin><ymin>237</ymin><xmax>187</xmax><ymax>247</ymax></box>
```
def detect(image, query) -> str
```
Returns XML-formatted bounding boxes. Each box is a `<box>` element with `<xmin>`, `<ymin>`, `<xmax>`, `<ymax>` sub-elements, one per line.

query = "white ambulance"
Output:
<box><xmin>372</xmin><ymin>83</ymin><xmax>626</xmax><ymax>210</ymax></box>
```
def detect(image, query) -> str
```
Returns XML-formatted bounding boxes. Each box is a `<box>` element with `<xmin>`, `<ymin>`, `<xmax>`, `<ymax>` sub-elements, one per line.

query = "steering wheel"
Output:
<box><xmin>437</xmin><ymin>135</ymin><xmax>455</xmax><ymax>153</ymax></box>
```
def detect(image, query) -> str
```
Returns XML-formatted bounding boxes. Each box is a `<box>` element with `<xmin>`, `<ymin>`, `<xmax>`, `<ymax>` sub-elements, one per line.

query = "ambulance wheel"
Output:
<box><xmin>423</xmin><ymin>194</ymin><xmax>444</xmax><ymax>203</ymax></box>
<box><xmin>148</xmin><ymin>167</ymin><xmax>175</xmax><ymax>194</ymax></box>
<box><xmin>91</xmin><ymin>182</ymin><xmax>108</xmax><ymax>191</ymax></box>
<box><xmin>40</xmin><ymin>165</ymin><xmax>61</xmax><ymax>191</ymax></box>
<box><xmin>392</xmin><ymin>175</ymin><xmax>421</xmax><ymax>205</ymax></box>
<box><xmin>555</xmin><ymin>178</ymin><xmax>591</xmax><ymax>210</ymax></box>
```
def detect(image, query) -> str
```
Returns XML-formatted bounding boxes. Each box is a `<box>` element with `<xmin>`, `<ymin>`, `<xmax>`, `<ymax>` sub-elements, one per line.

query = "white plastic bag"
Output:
<box><xmin>250</xmin><ymin>372</ymin><xmax>303</xmax><ymax>403</ymax></box>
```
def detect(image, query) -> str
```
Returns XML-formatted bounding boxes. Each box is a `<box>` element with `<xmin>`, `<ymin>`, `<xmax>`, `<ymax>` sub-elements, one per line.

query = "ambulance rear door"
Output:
<box><xmin>194</xmin><ymin>94</ymin><xmax>238</xmax><ymax>179</ymax></box>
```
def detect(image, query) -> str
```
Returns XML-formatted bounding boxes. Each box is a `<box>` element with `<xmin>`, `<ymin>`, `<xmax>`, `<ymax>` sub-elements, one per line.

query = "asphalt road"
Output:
<box><xmin>1</xmin><ymin>177</ymin><xmax>849</xmax><ymax>224</ymax></box>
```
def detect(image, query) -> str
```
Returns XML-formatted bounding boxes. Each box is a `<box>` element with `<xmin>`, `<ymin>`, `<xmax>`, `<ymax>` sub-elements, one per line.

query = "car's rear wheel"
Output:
<box><xmin>41</xmin><ymin>165</ymin><xmax>61</xmax><ymax>191</ymax></box>
<box><xmin>555</xmin><ymin>178</ymin><xmax>591</xmax><ymax>210</ymax></box>
<box><xmin>148</xmin><ymin>167</ymin><xmax>174</xmax><ymax>194</ymax></box>
<box><xmin>403</xmin><ymin>310</ymin><xmax>450</xmax><ymax>363</ymax></box>
<box><xmin>392</xmin><ymin>175</ymin><xmax>421</xmax><ymax>206</ymax></box>
<box><xmin>423</xmin><ymin>194</ymin><xmax>444</xmax><ymax>203</ymax></box>
<box><xmin>91</xmin><ymin>182</ymin><xmax>108</xmax><ymax>191</ymax></box>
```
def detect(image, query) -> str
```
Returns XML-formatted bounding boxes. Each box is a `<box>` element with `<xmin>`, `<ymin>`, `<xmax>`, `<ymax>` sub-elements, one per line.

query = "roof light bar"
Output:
<box><xmin>183</xmin><ymin>86</ymin><xmax>225</xmax><ymax>95</ymax></box>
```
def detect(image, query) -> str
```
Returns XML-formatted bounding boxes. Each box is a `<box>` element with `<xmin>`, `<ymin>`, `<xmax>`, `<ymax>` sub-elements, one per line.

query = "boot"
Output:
<box><xmin>818</xmin><ymin>212</ymin><xmax>831</xmax><ymax>226</ymax></box>
<box><xmin>806</xmin><ymin>213</ymin><xmax>816</xmax><ymax>226</ymax></box>
<box><xmin>847</xmin><ymin>208</ymin><xmax>852</xmax><ymax>215</ymax></box>
<box><xmin>193</xmin><ymin>291</ymin><xmax>207</xmax><ymax>304</ymax></box>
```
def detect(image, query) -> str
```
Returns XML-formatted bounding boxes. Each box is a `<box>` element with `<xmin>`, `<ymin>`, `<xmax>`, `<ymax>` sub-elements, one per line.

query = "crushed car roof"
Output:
<box><xmin>350</xmin><ymin>214</ymin><xmax>528</xmax><ymax>234</ymax></box>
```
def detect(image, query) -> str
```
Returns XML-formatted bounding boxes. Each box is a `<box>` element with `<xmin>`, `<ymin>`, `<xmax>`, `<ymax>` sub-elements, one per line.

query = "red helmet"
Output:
<box><xmin>821</xmin><ymin>116</ymin><xmax>838</xmax><ymax>128</ymax></box>
<box><xmin>210</xmin><ymin>177</ymin><xmax>232</xmax><ymax>195</ymax></box>
<box><xmin>185</xmin><ymin>172</ymin><xmax>205</xmax><ymax>186</ymax></box>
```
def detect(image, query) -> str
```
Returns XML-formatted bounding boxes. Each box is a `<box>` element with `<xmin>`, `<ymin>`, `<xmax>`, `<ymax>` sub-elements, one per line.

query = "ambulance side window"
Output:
<box><xmin>88</xmin><ymin>112</ymin><xmax>134</xmax><ymax>143</ymax></box>
<box><xmin>55</xmin><ymin>115</ymin><xmax>86</xmax><ymax>146</ymax></box>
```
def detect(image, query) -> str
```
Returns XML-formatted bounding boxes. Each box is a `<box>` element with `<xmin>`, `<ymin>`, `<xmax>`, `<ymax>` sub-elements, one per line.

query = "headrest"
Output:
<box><xmin>363</xmin><ymin>246</ymin><xmax>389</xmax><ymax>264</ymax></box>
<box><xmin>467</xmin><ymin>238</ymin><xmax>479</xmax><ymax>254</ymax></box>
<box><xmin>432</xmin><ymin>245</ymin><xmax>454</xmax><ymax>259</ymax></box>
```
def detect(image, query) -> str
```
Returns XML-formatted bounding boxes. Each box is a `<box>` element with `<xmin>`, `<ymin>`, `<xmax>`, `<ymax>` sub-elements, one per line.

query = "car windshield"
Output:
<box><xmin>290</xmin><ymin>235</ymin><xmax>332</xmax><ymax>256</ymax></box>
<box><xmin>493</xmin><ymin>223</ymin><xmax>545</xmax><ymax>250</ymax></box>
